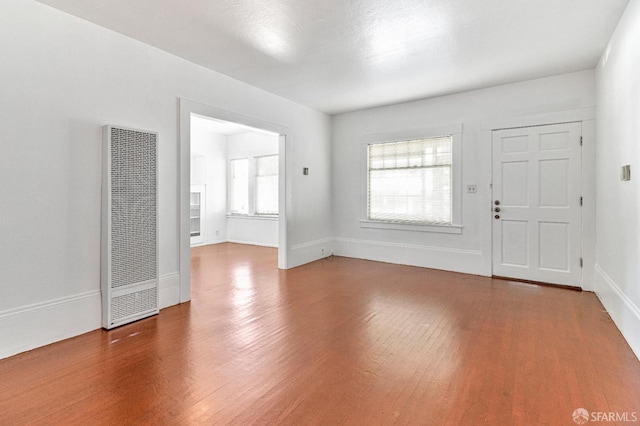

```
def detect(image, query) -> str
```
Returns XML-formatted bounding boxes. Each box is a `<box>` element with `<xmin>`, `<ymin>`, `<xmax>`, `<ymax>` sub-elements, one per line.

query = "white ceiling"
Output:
<box><xmin>38</xmin><ymin>0</ymin><xmax>629</xmax><ymax>115</ymax></box>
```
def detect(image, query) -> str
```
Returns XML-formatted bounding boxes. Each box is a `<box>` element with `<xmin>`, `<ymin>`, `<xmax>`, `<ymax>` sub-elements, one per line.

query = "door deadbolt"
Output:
<box><xmin>494</xmin><ymin>207</ymin><xmax>501</xmax><ymax>212</ymax></box>
<box><xmin>494</xmin><ymin>200</ymin><xmax>501</xmax><ymax>206</ymax></box>
<box><xmin>494</xmin><ymin>215</ymin><xmax>500</xmax><ymax>220</ymax></box>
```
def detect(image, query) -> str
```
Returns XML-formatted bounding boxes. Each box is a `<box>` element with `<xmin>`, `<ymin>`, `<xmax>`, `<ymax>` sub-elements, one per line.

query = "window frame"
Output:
<box><xmin>228</xmin><ymin>157</ymin><xmax>249</xmax><ymax>215</ymax></box>
<box><xmin>254</xmin><ymin>154</ymin><xmax>279</xmax><ymax>216</ymax></box>
<box><xmin>228</xmin><ymin>155</ymin><xmax>279</xmax><ymax>217</ymax></box>
<box><xmin>359</xmin><ymin>123</ymin><xmax>463</xmax><ymax>234</ymax></box>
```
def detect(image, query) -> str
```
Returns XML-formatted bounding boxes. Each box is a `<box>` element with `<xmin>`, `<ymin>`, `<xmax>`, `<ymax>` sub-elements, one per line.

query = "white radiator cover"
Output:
<box><xmin>101</xmin><ymin>125</ymin><xmax>159</xmax><ymax>329</ymax></box>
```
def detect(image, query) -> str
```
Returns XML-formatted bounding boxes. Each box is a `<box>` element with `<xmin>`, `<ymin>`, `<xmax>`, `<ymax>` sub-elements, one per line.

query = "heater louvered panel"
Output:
<box><xmin>111</xmin><ymin>287</ymin><xmax>158</xmax><ymax>322</ymax></box>
<box><xmin>110</xmin><ymin>128</ymin><xmax>157</xmax><ymax>288</ymax></box>
<box><xmin>102</xmin><ymin>125</ymin><xmax>159</xmax><ymax>329</ymax></box>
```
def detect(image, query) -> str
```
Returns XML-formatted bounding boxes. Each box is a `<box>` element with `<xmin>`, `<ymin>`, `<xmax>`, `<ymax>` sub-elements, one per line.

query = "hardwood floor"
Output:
<box><xmin>1</xmin><ymin>243</ymin><xmax>639</xmax><ymax>425</ymax></box>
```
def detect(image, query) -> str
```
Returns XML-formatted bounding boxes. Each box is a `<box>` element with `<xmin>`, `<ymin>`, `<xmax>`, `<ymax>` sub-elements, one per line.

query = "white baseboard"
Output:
<box><xmin>334</xmin><ymin>237</ymin><xmax>484</xmax><ymax>275</ymax></box>
<box><xmin>191</xmin><ymin>239</ymin><xmax>228</xmax><ymax>248</ymax></box>
<box><xmin>0</xmin><ymin>273</ymin><xmax>183</xmax><ymax>360</ymax></box>
<box><xmin>227</xmin><ymin>239</ymin><xmax>278</xmax><ymax>248</ymax></box>
<box><xmin>0</xmin><ymin>290</ymin><xmax>101</xmax><ymax>360</ymax></box>
<box><xmin>594</xmin><ymin>265</ymin><xmax>640</xmax><ymax>361</ymax></box>
<box><xmin>159</xmin><ymin>272</ymin><xmax>181</xmax><ymax>309</ymax></box>
<box><xmin>289</xmin><ymin>237</ymin><xmax>334</xmax><ymax>268</ymax></box>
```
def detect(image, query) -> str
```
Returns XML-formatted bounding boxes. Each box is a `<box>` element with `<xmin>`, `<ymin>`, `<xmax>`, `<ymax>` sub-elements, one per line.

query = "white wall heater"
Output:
<box><xmin>101</xmin><ymin>125</ymin><xmax>159</xmax><ymax>329</ymax></box>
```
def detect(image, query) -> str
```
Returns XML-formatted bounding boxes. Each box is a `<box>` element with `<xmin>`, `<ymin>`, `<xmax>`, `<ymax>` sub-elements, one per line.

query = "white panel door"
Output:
<box><xmin>492</xmin><ymin>122</ymin><xmax>582</xmax><ymax>286</ymax></box>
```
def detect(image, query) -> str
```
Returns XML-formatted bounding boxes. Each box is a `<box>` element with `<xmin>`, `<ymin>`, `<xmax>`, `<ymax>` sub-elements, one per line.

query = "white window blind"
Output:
<box><xmin>368</xmin><ymin>136</ymin><xmax>452</xmax><ymax>224</ymax></box>
<box><xmin>230</xmin><ymin>158</ymin><xmax>249</xmax><ymax>214</ymax></box>
<box><xmin>255</xmin><ymin>155</ymin><xmax>279</xmax><ymax>215</ymax></box>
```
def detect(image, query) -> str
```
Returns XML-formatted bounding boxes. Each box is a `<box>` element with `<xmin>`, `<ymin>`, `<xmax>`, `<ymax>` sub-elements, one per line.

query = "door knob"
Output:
<box><xmin>494</xmin><ymin>200</ymin><xmax>501</xmax><ymax>206</ymax></box>
<box><xmin>494</xmin><ymin>207</ymin><xmax>501</xmax><ymax>212</ymax></box>
<box><xmin>494</xmin><ymin>215</ymin><xmax>500</xmax><ymax>219</ymax></box>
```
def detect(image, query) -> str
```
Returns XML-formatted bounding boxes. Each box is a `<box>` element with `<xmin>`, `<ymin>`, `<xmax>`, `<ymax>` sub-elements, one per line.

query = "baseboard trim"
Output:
<box><xmin>0</xmin><ymin>290</ymin><xmax>102</xmax><ymax>360</ymax></box>
<box><xmin>594</xmin><ymin>265</ymin><xmax>640</xmax><ymax>361</ymax></box>
<box><xmin>289</xmin><ymin>237</ymin><xmax>334</xmax><ymax>268</ymax></box>
<box><xmin>159</xmin><ymin>272</ymin><xmax>181</xmax><ymax>309</ymax></box>
<box><xmin>291</xmin><ymin>237</ymin><xmax>333</xmax><ymax>251</ymax></box>
<box><xmin>0</xmin><ymin>273</ymin><xmax>184</xmax><ymax>360</ymax></box>
<box><xmin>226</xmin><ymin>239</ymin><xmax>278</xmax><ymax>248</ymax></box>
<box><xmin>334</xmin><ymin>237</ymin><xmax>484</xmax><ymax>275</ymax></box>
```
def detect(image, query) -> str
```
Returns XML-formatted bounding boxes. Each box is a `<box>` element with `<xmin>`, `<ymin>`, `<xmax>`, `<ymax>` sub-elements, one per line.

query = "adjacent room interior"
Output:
<box><xmin>189</xmin><ymin>114</ymin><xmax>281</xmax><ymax>253</ymax></box>
<box><xmin>1</xmin><ymin>0</ymin><xmax>639</xmax><ymax>424</ymax></box>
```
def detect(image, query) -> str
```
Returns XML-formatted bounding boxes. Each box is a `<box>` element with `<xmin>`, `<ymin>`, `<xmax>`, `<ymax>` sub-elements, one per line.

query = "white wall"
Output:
<box><xmin>0</xmin><ymin>0</ymin><xmax>331</xmax><ymax>359</ymax></box>
<box><xmin>594</xmin><ymin>1</ymin><xmax>640</xmax><ymax>359</ymax></box>
<box><xmin>331</xmin><ymin>70</ymin><xmax>596</xmax><ymax>276</ymax></box>
<box><xmin>227</xmin><ymin>132</ymin><xmax>279</xmax><ymax>247</ymax></box>
<box><xmin>228</xmin><ymin>132</ymin><xmax>279</xmax><ymax>158</ymax></box>
<box><xmin>227</xmin><ymin>217</ymin><xmax>278</xmax><ymax>247</ymax></box>
<box><xmin>191</xmin><ymin>117</ymin><xmax>228</xmax><ymax>245</ymax></box>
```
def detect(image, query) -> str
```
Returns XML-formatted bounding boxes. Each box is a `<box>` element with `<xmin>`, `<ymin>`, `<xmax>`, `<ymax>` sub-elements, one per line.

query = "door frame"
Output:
<box><xmin>480</xmin><ymin>108</ymin><xmax>595</xmax><ymax>290</ymax></box>
<box><xmin>179</xmin><ymin>99</ymin><xmax>289</xmax><ymax>303</ymax></box>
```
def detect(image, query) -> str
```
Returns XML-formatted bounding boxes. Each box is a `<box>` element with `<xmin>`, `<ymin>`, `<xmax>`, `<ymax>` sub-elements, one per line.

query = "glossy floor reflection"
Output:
<box><xmin>1</xmin><ymin>243</ymin><xmax>639</xmax><ymax>425</ymax></box>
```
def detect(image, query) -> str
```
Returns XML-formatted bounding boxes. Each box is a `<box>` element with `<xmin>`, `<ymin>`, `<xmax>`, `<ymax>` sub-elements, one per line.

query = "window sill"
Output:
<box><xmin>227</xmin><ymin>214</ymin><xmax>278</xmax><ymax>221</ymax></box>
<box><xmin>360</xmin><ymin>220</ymin><xmax>462</xmax><ymax>234</ymax></box>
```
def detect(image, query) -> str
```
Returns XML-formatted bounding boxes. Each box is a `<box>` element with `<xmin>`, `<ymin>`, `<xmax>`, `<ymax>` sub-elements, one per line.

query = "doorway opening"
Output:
<box><xmin>190</xmin><ymin>114</ymin><xmax>280</xmax><ymax>250</ymax></box>
<box><xmin>179</xmin><ymin>100</ymin><xmax>288</xmax><ymax>304</ymax></box>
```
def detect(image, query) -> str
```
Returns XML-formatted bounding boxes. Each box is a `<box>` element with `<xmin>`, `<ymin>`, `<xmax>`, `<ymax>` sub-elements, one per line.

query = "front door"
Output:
<box><xmin>492</xmin><ymin>122</ymin><xmax>582</xmax><ymax>287</ymax></box>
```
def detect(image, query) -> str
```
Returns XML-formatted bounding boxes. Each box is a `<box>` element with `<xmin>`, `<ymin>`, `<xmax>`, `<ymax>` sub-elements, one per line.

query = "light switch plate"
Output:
<box><xmin>621</xmin><ymin>165</ymin><xmax>631</xmax><ymax>181</ymax></box>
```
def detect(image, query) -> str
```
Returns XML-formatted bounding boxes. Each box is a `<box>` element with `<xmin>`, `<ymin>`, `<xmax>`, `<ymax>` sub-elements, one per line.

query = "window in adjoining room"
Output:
<box><xmin>229</xmin><ymin>158</ymin><xmax>249</xmax><ymax>214</ymax></box>
<box><xmin>255</xmin><ymin>154</ymin><xmax>279</xmax><ymax>215</ymax></box>
<box><xmin>229</xmin><ymin>155</ymin><xmax>279</xmax><ymax>216</ymax></box>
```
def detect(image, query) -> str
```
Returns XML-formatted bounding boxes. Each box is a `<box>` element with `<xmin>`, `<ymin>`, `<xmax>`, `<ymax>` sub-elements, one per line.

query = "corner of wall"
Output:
<box><xmin>289</xmin><ymin>237</ymin><xmax>334</xmax><ymax>268</ymax></box>
<box><xmin>594</xmin><ymin>265</ymin><xmax>640</xmax><ymax>361</ymax></box>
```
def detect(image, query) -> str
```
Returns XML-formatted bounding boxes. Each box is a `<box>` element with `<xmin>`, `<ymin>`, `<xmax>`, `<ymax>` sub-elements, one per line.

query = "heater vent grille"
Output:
<box><xmin>102</xmin><ymin>125</ymin><xmax>159</xmax><ymax>329</ymax></box>
<box><xmin>111</xmin><ymin>287</ymin><xmax>158</xmax><ymax>321</ymax></box>
<box><xmin>110</xmin><ymin>128</ymin><xmax>157</xmax><ymax>288</ymax></box>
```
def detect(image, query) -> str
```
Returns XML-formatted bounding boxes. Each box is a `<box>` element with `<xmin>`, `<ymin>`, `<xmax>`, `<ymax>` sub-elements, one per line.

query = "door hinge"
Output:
<box><xmin>580</xmin><ymin>258</ymin><xmax>583</xmax><ymax>268</ymax></box>
<box><xmin>580</xmin><ymin>196</ymin><xmax>583</xmax><ymax>206</ymax></box>
<box><xmin>580</xmin><ymin>136</ymin><xmax>583</xmax><ymax>146</ymax></box>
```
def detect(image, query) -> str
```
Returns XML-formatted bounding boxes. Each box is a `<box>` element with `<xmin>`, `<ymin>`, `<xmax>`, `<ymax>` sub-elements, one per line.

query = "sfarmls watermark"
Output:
<box><xmin>573</xmin><ymin>408</ymin><xmax>638</xmax><ymax>424</ymax></box>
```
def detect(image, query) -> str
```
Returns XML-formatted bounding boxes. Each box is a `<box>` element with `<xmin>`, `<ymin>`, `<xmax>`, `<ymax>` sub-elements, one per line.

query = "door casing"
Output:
<box><xmin>491</xmin><ymin>122</ymin><xmax>583</xmax><ymax>287</ymax></box>
<box><xmin>480</xmin><ymin>108</ymin><xmax>596</xmax><ymax>290</ymax></box>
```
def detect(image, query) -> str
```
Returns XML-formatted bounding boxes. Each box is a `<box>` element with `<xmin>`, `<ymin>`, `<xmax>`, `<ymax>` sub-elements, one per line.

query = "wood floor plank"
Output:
<box><xmin>1</xmin><ymin>243</ymin><xmax>639</xmax><ymax>425</ymax></box>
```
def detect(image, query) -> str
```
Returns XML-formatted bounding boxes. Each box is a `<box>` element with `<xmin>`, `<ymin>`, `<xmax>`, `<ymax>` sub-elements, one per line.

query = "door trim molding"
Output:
<box><xmin>480</xmin><ymin>107</ymin><xmax>596</xmax><ymax>290</ymax></box>
<box><xmin>178</xmin><ymin>99</ymin><xmax>290</xmax><ymax>303</ymax></box>
<box><xmin>480</xmin><ymin>107</ymin><xmax>595</xmax><ymax>132</ymax></box>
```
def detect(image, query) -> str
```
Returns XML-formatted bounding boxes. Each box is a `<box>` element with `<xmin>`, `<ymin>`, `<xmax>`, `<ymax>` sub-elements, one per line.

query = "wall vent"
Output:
<box><xmin>101</xmin><ymin>125</ymin><xmax>159</xmax><ymax>329</ymax></box>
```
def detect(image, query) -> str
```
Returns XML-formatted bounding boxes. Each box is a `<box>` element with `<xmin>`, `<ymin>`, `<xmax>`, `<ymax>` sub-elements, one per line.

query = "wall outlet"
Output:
<box><xmin>467</xmin><ymin>184</ymin><xmax>478</xmax><ymax>194</ymax></box>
